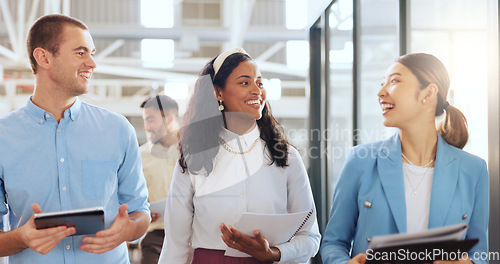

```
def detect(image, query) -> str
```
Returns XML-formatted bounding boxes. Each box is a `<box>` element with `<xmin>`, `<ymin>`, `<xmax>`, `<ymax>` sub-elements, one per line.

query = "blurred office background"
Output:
<box><xmin>0</xmin><ymin>0</ymin><xmax>498</xmax><ymax>263</ymax></box>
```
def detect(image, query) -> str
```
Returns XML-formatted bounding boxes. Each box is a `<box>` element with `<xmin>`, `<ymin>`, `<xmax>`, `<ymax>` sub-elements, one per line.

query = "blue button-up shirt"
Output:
<box><xmin>0</xmin><ymin>97</ymin><xmax>150</xmax><ymax>264</ymax></box>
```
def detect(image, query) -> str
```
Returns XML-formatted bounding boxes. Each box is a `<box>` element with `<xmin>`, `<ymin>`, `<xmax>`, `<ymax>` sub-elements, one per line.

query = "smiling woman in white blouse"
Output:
<box><xmin>157</xmin><ymin>48</ymin><xmax>321</xmax><ymax>264</ymax></box>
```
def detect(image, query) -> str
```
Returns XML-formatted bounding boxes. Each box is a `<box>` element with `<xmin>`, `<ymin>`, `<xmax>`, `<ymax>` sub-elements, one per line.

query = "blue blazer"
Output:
<box><xmin>320</xmin><ymin>133</ymin><xmax>489</xmax><ymax>264</ymax></box>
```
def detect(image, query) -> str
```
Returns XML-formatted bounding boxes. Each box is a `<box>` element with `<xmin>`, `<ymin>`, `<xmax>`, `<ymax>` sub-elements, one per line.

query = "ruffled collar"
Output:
<box><xmin>220</xmin><ymin>123</ymin><xmax>261</xmax><ymax>154</ymax></box>
<box><xmin>192</xmin><ymin>123</ymin><xmax>264</xmax><ymax>197</ymax></box>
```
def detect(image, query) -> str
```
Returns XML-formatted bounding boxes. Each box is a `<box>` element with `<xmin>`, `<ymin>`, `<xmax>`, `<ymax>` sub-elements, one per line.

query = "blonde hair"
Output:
<box><xmin>397</xmin><ymin>53</ymin><xmax>468</xmax><ymax>149</ymax></box>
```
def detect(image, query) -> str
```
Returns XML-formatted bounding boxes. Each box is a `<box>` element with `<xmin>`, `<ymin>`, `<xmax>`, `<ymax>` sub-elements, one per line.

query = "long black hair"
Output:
<box><xmin>178</xmin><ymin>52</ymin><xmax>290</xmax><ymax>175</ymax></box>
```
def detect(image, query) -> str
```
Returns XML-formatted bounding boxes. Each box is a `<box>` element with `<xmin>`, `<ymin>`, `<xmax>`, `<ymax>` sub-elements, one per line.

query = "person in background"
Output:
<box><xmin>320</xmin><ymin>53</ymin><xmax>489</xmax><ymax>264</ymax></box>
<box><xmin>0</xmin><ymin>14</ymin><xmax>150</xmax><ymax>264</ymax></box>
<box><xmin>139</xmin><ymin>94</ymin><xmax>181</xmax><ymax>264</ymax></box>
<box><xmin>158</xmin><ymin>48</ymin><xmax>321</xmax><ymax>264</ymax></box>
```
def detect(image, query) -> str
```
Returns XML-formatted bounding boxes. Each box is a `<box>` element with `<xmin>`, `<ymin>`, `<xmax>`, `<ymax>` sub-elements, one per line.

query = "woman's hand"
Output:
<box><xmin>150</xmin><ymin>213</ymin><xmax>160</xmax><ymax>223</ymax></box>
<box><xmin>219</xmin><ymin>223</ymin><xmax>281</xmax><ymax>262</ymax></box>
<box><xmin>347</xmin><ymin>253</ymin><xmax>367</xmax><ymax>264</ymax></box>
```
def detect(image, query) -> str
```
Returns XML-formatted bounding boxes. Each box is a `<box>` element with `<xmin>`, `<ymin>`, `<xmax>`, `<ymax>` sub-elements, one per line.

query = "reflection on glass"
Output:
<box><xmin>141</xmin><ymin>0</ymin><xmax>174</xmax><ymax>28</ymax></box>
<box><xmin>285</xmin><ymin>0</ymin><xmax>308</xmax><ymax>29</ymax></box>
<box><xmin>358</xmin><ymin>0</ymin><xmax>398</xmax><ymax>145</ymax></box>
<box><xmin>279</xmin><ymin>118</ymin><xmax>309</xmax><ymax>168</ymax></box>
<box><xmin>327</xmin><ymin>0</ymin><xmax>354</xmax><ymax>208</ymax></box>
<box><xmin>410</xmin><ymin>0</ymin><xmax>489</xmax><ymax>162</ymax></box>
<box><xmin>141</xmin><ymin>39</ymin><xmax>175</xmax><ymax>68</ymax></box>
<box><xmin>326</xmin><ymin>0</ymin><xmax>399</xmax><ymax>210</ymax></box>
<box><xmin>286</xmin><ymin>41</ymin><xmax>310</xmax><ymax>69</ymax></box>
<box><xmin>265</xmin><ymin>78</ymin><xmax>282</xmax><ymax>100</ymax></box>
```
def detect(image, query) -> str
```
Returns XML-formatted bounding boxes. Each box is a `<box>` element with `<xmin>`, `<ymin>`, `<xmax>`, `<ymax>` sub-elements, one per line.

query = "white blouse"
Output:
<box><xmin>403</xmin><ymin>163</ymin><xmax>434</xmax><ymax>233</ymax></box>
<box><xmin>158</xmin><ymin>125</ymin><xmax>321</xmax><ymax>264</ymax></box>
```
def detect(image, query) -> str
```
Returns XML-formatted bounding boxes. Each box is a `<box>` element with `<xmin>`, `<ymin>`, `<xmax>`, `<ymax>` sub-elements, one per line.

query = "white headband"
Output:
<box><xmin>213</xmin><ymin>48</ymin><xmax>249</xmax><ymax>78</ymax></box>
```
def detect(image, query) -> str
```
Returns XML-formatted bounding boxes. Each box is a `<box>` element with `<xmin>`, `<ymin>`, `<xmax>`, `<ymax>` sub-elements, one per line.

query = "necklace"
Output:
<box><xmin>403</xmin><ymin>163</ymin><xmax>433</xmax><ymax>196</ymax></box>
<box><xmin>220</xmin><ymin>138</ymin><xmax>259</xmax><ymax>155</ymax></box>
<box><xmin>401</xmin><ymin>152</ymin><xmax>434</xmax><ymax>167</ymax></box>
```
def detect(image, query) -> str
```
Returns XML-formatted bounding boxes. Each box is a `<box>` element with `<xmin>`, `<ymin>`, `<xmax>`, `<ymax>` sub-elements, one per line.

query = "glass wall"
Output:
<box><xmin>409</xmin><ymin>0</ymin><xmax>489</xmax><ymax>162</ymax></box>
<box><xmin>325</xmin><ymin>0</ymin><xmax>399</xmax><ymax>208</ymax></box>
<box><xmin>327</xmin><ymin>0</ymin><xmax>353</xmax><ymax>207</ymax></box>
<box><xmin>358</xmin><ymin>0</ymin><xmax>398</xmax><ymax>144</ymax></box>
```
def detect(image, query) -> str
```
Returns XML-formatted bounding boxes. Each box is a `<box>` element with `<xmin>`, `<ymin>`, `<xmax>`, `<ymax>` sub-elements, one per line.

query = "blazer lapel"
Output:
<box><xmin>428</xmin><ymin>134</ymin><xmax>458</xmax><ymax>228</ymax></box>
<box><xmin>377</xmin><ymin>133</ymin><xmax>407</xmax><ymax>233</ymax></box>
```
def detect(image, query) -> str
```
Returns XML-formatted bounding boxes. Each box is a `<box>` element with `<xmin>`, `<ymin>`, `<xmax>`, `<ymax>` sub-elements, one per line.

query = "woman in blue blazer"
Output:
<box><xmin>320</xmin><ymin>53</ymin><xmax>489</xmax><ymax>264</ymax></box>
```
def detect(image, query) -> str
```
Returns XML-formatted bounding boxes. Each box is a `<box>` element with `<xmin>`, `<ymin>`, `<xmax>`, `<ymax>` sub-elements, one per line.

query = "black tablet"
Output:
<box><xmin>34</xmin><ymin>207</ymin><xmax>105</xmax><ymax>236</ymax></box>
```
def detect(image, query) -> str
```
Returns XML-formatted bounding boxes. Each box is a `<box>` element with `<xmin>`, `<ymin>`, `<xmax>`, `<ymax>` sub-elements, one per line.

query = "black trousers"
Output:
<box><xmin>140</xmin><ymin>229</ymin><xmax>164</xmax><ymax>264</ymax></box>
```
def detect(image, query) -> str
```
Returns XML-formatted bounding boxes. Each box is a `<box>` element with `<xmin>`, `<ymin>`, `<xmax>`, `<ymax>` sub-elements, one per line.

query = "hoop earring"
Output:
<box><xmin>218</xmin><ymin>100</ymin><xmax>224</xmax><ymax>111</ymax></box>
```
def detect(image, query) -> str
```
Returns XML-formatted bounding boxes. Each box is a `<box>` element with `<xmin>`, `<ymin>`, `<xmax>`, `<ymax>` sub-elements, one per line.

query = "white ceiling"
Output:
<box><xmin>0</xmin><ymin>0</ymin><xmax>313</xmax><ymax>116</ymax></box>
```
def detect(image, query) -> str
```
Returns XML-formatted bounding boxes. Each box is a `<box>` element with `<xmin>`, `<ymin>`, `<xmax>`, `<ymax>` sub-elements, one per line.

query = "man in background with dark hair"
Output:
<box><xmin>139</xmin><ymin>94</ymin><xmax>182</xmax><ymax>264</ymax></box>
<box><xmin>0</xmin><ymin>14</ymin><xmax>150</xmax><ymax>263</ymax></box>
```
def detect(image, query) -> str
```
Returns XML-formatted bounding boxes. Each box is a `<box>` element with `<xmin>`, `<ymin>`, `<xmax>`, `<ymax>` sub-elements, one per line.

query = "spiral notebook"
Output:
<box><xmin>224</xmin><ymin>209</ymin><xmax>314</xmax><ymax>257</ymax></box>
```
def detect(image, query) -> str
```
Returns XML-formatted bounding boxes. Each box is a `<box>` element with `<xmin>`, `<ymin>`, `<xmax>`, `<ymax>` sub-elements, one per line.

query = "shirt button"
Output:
<box><xmin>40</xmin><ymin>119</ymin><xmax>43</xmax><ymax>123</ymax></box>
<box><xmin>57</xmin><ymin>129</ymin><xmax>61</xmax><ymax>133</ymax></box>
<box><xmin>66</xmin><ymin>245</ymin><xmax>71</xmax><ymax>250</ymax></box>
<box><xmin>60</xmin><ymin>158</ymin><xmax>65</xmax><ymax>163</ymax></box>
<box><xmin>366</xmin><ymin>237</ymin><xmax>371</xmax><ymax>242</ymax></box>
<box><xmin>364</xmin><ymin>201</ymin><xmax>372</xmax><ymax>208</ymax></box>
<box><xmin>62</xmin><ymin>187</ymin><xmax>67</xmax><ymax>191</ymax></box>
<box><xmin>462</xmin><ymin>214</ymin><xmax>468</xmax><ymax>220</ymax></box>
<box><xmin>45</xmin><ymin>114</ymin><xmax>50</xmax><ymax>118</ymax></box>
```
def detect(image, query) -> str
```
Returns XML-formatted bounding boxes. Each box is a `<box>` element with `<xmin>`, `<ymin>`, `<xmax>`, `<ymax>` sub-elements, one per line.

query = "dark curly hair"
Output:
<box><xmin>178</xmin><ymin>52</ymin><xmax>290</xmax><ymax>175</ymax></box>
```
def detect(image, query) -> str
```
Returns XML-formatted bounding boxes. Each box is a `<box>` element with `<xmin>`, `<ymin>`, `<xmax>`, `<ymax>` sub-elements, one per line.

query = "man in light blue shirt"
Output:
<box><xmin>0</xmin><ymin>14</ymin><xmax>150</xmax><ymax>264</ymax></box>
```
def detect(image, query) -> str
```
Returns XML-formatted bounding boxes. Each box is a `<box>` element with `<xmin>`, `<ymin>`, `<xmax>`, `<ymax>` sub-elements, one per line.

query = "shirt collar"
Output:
<box><xmin>25</xmin><ymin>96</ymin><xmax>82</xmax><ymax>124</ymax></box>
<box><xmin>148</xmin><ymin>141</ymin><xmax>178</xmax><ymax>159</ymax></box>
<box><xmin>221</xmin><ymin>122</ymin><xmax>260</xmax><ymax>143</ymax></box>
<box><xmin>66</xmin><ymin>97</ymin><xmax>82</xmax><ymax>121</ymax></box>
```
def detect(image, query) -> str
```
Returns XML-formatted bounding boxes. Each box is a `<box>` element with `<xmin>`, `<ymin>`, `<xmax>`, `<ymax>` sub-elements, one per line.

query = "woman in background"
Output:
<box><xmin>320</xmin><ymin>53</ymin><xmax>489</xmax><ymax>264</ymax></box>
<box><xmin>158</xmin><ymin>48</ymin><xmax>320</xmax><ymax>264</ymax></box>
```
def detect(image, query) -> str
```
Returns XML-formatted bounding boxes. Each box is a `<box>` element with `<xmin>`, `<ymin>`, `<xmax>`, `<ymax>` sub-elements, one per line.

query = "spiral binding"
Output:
<box><xmin>287</xmin><ymin>209</ymin><xmax>314</xmax><ymax>242</ymax></box>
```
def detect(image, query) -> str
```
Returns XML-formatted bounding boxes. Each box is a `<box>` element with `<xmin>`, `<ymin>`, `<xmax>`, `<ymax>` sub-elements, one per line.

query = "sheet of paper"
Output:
<box><xmin>149</xmin><ymin>199</ymin><xmax>167</xmax><ymax>221</ymax></box>
<box><xmin>369</xmin><ymin>223</ymin><xmax>468</xmax><ymax>249</ymax></box>
<box><xmin>224</xmin><ymin>210</ymin><xmax>313</xmax><ymax>257</ymax></box>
